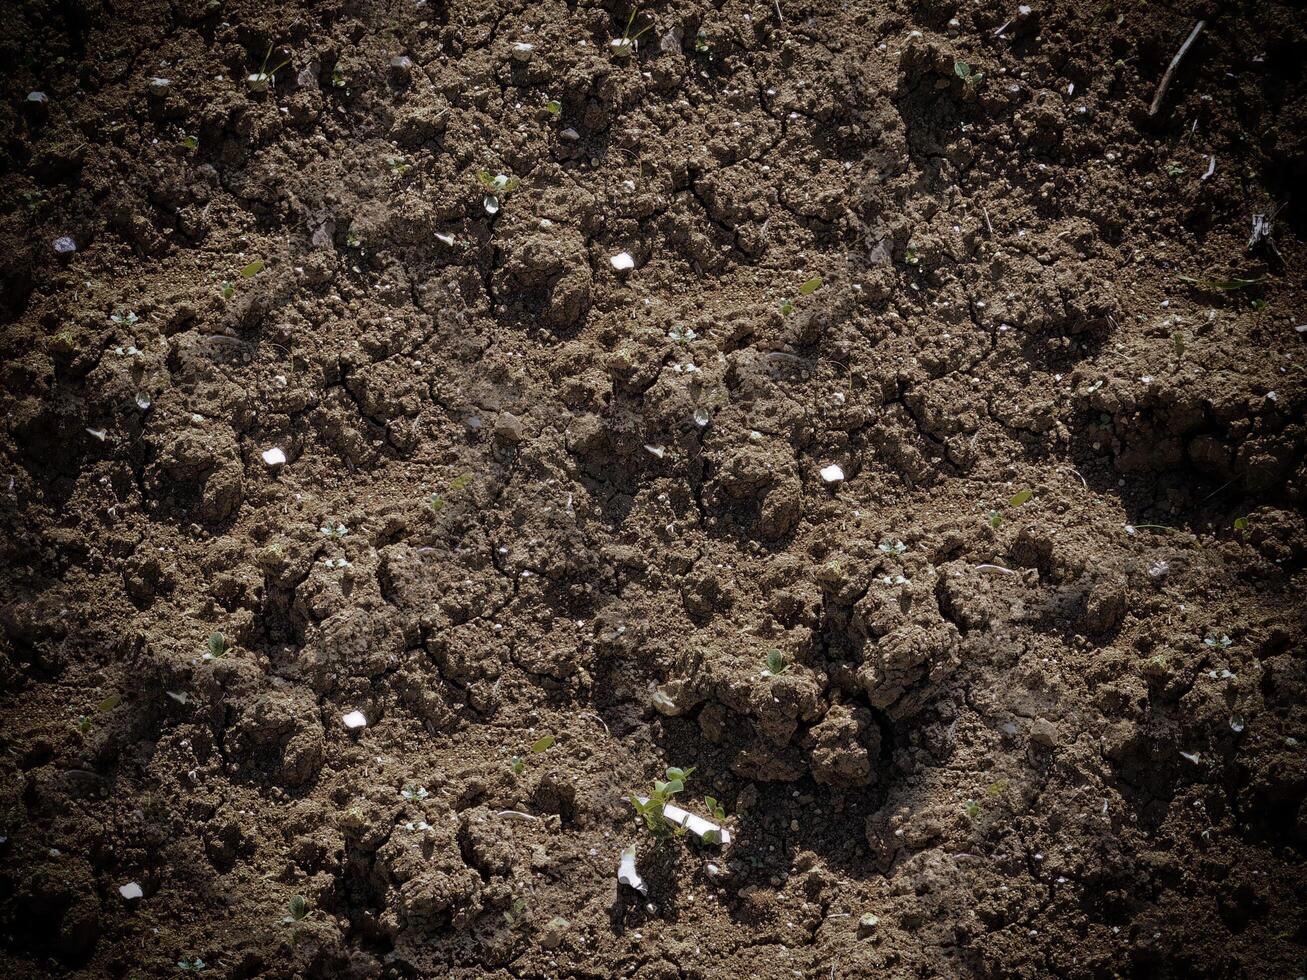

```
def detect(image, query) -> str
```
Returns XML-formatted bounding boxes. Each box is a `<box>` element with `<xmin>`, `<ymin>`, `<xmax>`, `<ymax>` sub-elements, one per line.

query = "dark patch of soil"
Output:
<box><xmin>1</xmin><ymin>0</ymin><xmax>1305</xmax><ymax>977</ymax></box>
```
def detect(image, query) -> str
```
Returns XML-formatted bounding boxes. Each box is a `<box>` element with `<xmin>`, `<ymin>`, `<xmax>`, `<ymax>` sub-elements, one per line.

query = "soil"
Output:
<box><xmin>1</xmin><ymin>0</ymin><xmax>1305</xmax><ymax>977</ymax></box>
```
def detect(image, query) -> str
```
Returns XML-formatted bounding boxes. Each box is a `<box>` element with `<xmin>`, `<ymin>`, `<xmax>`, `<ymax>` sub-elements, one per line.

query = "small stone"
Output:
<box><xmin>493</xmin><ymin>412</ymin><xmax>524</xmax><ymax>444</ymax></box>
<box><xmin>610</xmin><ymin>251</ymin><xmax>635</xmax><ymax>271</ymax></box>
<box><xmin>119</xmin><ymin>882</ymin><xmax>143</xmax><ymax>901</ymax></box>
<box><xmin>53</xmin><ymin>235</ymin><xmax>77</xmax><ymax>254</ymax></box>
<box><xmin>342</xmin><ymin>710</ymin><xmax>367</xmax><ymax>729</ymax></box>
<box><xmin>540</xmin><ymin>916</ymin><xmax>569</xmax><ymax>949</ymax></box>
<box><xmin>511</xmin><ymin>42</ymin><xmax>535</xmax><ymax>62</ymax></box>
<box><xmin>560</xmin><ymin>127</ymin><xmax>581</xmax><ymax>141</ymax></box>
<box><xmin>261</xmin><ymin>447</ymin><xmax>286</xmax><ymax>467</ymax></box>
<box><xmin>28</xmin><ymin>91</ymin><xmax>49</xmax><ymax>104</ymax></box>
<box><xmin>858</xmin><ymin>912</ymin><xmax>879</xmax><ymax>939</ymax></box>
<box><xmin>1029</xmin><ymin>718</ymin><xmax>1057</xmax><ymax>747</ymax></box>
<box><xmin>820</xmin><ymin>463</ymin><xmax>844</xmax><ymax>484</ymax></box>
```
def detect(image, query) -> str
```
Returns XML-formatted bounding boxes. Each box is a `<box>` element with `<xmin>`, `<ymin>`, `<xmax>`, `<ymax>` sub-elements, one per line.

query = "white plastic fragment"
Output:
<box><xmin>342</xmin><ymin>710</ymin><xmax>368</xmax><ymax>729</ymax></box>
<box><xmin>495</xmin><ymin>810</ymin><xmax>541</xmax><ymax>822</ymax></box>
<box><xmin>119</xmin><ymin>882</ymin><xmax>143</xmax><ymax>900</ymax></box>
<box><xmin>1201</xmin><ymin>156</ymin><xmax>1216</xmax><ymax>180</ymax></box>
<box><xmin>643</xmin><ymin>444</ymin><xmax>665</xmax><ymax>459</ymax></box>
<box><xmin>166</xmin><ymin>690</ymin><xmax>189</xmax><ymax>704</ymax></box>
<box><xmin>261</xmin><ymin>447</ymin><xmax>286</xmax><ymax>467</ymax></box>
<box><xmin>975</xmin><ymin>563</ymin><xmax>1018</xmax><ymax>576</ymax></box>
<box><xmin>610</xmin><ymin>251</ymin><xmax>635</xmax><ymax>271</ymax></box>
<box><xmin>435</xmin><ymin>232</ymin><xmax>456</xmax><ymax>247</ymax></box>
<box><xmin>636</xmin><ymin>798</ymin><xmax>732</xmax><ymax>845</ymax></box>
<box><xmin>618</xmin><ymin>845</ymin><xmax>647</xmax><ymax>894</ymax></box>
<box><xmin>1179</xmin><ymin>750</ymin><xmax>1201</xmax><ymax>764</ymax></box>
<box><xmin>820</xmin><ymin>463</ymin><xmax>844</xmax><ymax>484</ymax></box>
<box><xmin>86</xmin><ymin>428</ymin><xmax>107</xmax><ymax>441</ymax></box>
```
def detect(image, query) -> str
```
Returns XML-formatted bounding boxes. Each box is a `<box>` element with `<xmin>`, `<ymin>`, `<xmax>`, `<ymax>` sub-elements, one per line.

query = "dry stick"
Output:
<box><xmin>1149</xmin><ymin>20</ymin><xmax>1205</xmax><ymax>118</ymax></box>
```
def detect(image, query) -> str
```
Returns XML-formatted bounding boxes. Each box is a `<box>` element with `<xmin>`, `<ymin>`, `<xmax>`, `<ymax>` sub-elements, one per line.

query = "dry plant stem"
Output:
<box><xmin>1149</xmin><ymin>20</ymin><xmax>1205</xmax><ymax>117</ymax></box>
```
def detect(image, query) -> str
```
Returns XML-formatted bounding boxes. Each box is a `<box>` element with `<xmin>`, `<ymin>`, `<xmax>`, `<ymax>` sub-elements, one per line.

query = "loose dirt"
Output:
<box><xmin>1</xmin><ymin>0</ymin><xmax>1305</xmax><ymax>977</ymax></box>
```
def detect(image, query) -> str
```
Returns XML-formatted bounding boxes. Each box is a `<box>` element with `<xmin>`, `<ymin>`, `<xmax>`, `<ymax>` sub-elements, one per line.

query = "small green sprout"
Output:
<box><xmin>1233</xmin><ymin>515</ymin><xmax>1249</xmax><ymax>531</ymax></box>
<box><xmin>386</xmin><ymin>155</ymin><xmax>411</xmax><ymax>176</ymax></box>
<box><xmin>631</xmin><ymin>766</ymin><xmax>695</xmax><ymax>836</ymax></box>
<box><xmin>181</xmin><ymin>134</ymin><xmax>199</xmax><ymax>151</ymax></box>
<box><xmin>345</xmin><ymin>231</ymin><xmax>361</xmax><ymax>248</ymax></box>
<box><xmin>476</xmin><ymin>170</ymin><xmax>521</xmax><ymax>215</ymax></box>
<box><xmin>503</xmin><ymin>896</ymin><xmax>528</xmax><ymax>929</ymax></box>
<box><xmin>331</xmin><ymin>70</ymin><xmax>347</xmax><ymax>88</ymax></box>
<box><xmin>449</xmin><ymin>473</ymin><xmax>474</xmax><ymax>492</ymax></box>
<box><xmin>781</xmin><ymin>276</ymin><xmax>822</xmax><ymax>315</ymax></box>
<box><xmin>703</xmin><ymin>796</ymin><xmax>726</xmax><ymax>821</ymax></box>
<box><xmin>177</xmin><ymin>958</ymin><xmax>207</xmax><ymax>972</ymax></box>
<box><xmin>428</xmin><ymin>493</ymin><xmax>445</xmax><ymax>513</ymax></box>
<box><xmin>220</xmin><ymin>280</ymin><xmax>235</xmax><ymax>300</ymax></box>
<box><xmin>904</xmin><ymin>246</ymin><xmax>920</xmax><ymax>266</ymax></box>
<box><xmin>1178</xmin><ymin>273</ymin><xmax>1266</xmax><ymax>293</ymax></box>
<box><xmin>401</xmin><ymin>784</ymin><xmax>429</xmax><ymax>801</ymax></box>
<box><xmin>110</xmin><ymin>310</ymin><xmax>139</xmax><ymax>326</ymax></box>
<box><xmin>531</xmin><ymin>734</ymin><xmax>556</xmax><ymax>754</ymax></box>
<box><xmin>98</xmin><ymin>693</ymin><xmax>121</xmax><ymax>713</ymax></box>
<box><xmin>247</xmin><ymin>44</ymin><xmax>292</xmax><ymax>93</ymax></box>
<box><xmin>545</xmin><ymin>99</ymin><xmax>562</xmax><ymax>116</ymax></box>
<box><xmin>953</xmin><ymin>59</ymin><xmax>983</xmax><ymax>87</ymax></box>
<box><xmin>963</xmin><ymin>799</ymin><xmax>981</xmax><ymax>820</ymax></box>
<box><xmin>1165</xmin><ymin>161</ymin><xmax>1186</xmax><ymax>178</ymax></box>
<box><xmin>878</xmin><ymin>539</ymin><xmax>908</xmax><ymax>555</ymax></box>
<box><xmin>240</xmin><ymin>259</ymin><xmax>264</xmax><ymax>278</ymax></box>
<box><xmin>1203</xmin><ymin>633</ymin><xmax>1233</xmax><ymax>649</ymax></box>
<box><xmin>984</xmin><ymin>778</ymin><xmax>1009</xmax><ymax>798</ymax></box>
<box><xmin>509</xmin><ymin>755</ymin><xmax>525</xmax><ymax>775</ymax></box>
<box><xmin>987</xmin><ymin>509</ymin><xmax>1003</xmax><ymax>529</ymax></box>
<box><xmin>284</xmin><ymin>894</ymin><xmax>310</xmax><ymax>922</ymax></box>
<box><xmin>694</xmin><ymin>31</ymin><xmax>710</xmax><ymax>54</ymax></box>
<box><xmin>667</xmin><ymin>324</ymin><xmax>698</xmax><ymax>343</ymax></box>
<box><xmin>319</xmin><ymin>521</ymin><xmax>349</xmax><ymax>537</ymax></box>
<box><xmin>611</xmin><ymin>6</ymin><xmax>654</xmax><ymax>58</ymax></box>
<box><xmin>76</xmin><ymin>714</ymin><xmax>92</xmax><ymax>734</ymax></box>
<box><xmin>764</xmin><ymin>648</ymin><xmax>789</xmax><ymax>676</ymax></box>
<box><xmin>204</xmin><ymin>631</ymin><xmax>229</xmax><ymax>660</ymax></box>
<box><xmin>1172</xmin><ymin>331</ymin><xmax>1186</xmax><ymax>359</ymax></box>
<box><xmin>1008</xmin><ymin>489</ymin><xmax>1033</xmax><ymax>507</ymax></box>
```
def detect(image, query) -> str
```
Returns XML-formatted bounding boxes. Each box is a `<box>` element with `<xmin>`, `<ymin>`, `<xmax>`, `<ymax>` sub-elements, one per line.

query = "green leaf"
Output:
<box><xmin>509</xmin><ymin>755</ymin><xmax>524</xmax><ymax>774</ymax></box>
<box><xmin>766</xmin><ymin>648</ymin><xmax>788</xmax><ymax>675</ymax></box>
<box><xmin>240</xmin><ymin>259</ymin><xmax>264</xmax><ymax>278</ymax></box>
<box><xmin>1008</xmin><ymin>489</ymin><xmax>1033</xmax><ymax>507</ymax></box>
<box><xmin>97</xmin><ymin>693</ymin><xmax>121</xmax><ymax>713</ymax></box>
<box><xmin>288</xmin><ymin>894</ymin><xmax>309</xmax><ymax>920</ymax></box>
<box><xmin>664</xmin><ymin>779</ymin><xmax>684</xmax><ymax>795</ymax></box>
<box><xmin>798</xmin><ymin>276</ymin><xmax>822</xmax><ymax>295</ymax></box>
<box><xmin>530</xmin><ymin>734</ymin><xmax>555</xmax><ymax>754</ymax></box>
<box><xmin>954</xmin><ymin>60</ymin><xmax>972</xmax><ymax>80</ymax></box>
<box><xmin>780</xmin><ymin>299</ymin><xmax>795</xmax><ymax>315</ymax></box>
<box><xmin>546</xmin><ymin>100</ymin><xmax>562</xmax><ymax>116</ymax></box>
<box><xmin>207</xmin><ymin>631</ymin><xmax>228</xmax><ymax>658</ymax></box>
<box><xmin>1233</xmin><ymin>516</ymin><xmax>1248</xmax><ymax>531</ymax></box>
<box><xmin>449</xmin><ymin>473</ymin><xmax>474</xmax><ymax>491</ymax></box>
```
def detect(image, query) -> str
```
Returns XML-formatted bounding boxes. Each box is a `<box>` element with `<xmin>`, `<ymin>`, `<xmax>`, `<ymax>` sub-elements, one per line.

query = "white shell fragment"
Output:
<box><xmin>618</xmin><ymin>845</ymin><xmax>647</xmax><ymax>894</ymax></box>
<box><xmin>636</xmin><ymin>798</ymin><xmax>732</xmax><ymax>845</ymax></box>
<box><xmin>261</xmin><ymin>447</ymin><xmax>286</xmax><ymax>467</ymax></box>
<box><xmin>820</xmin><ymin>463</ymin><xmax>844</xmax><ymax>484</ymax></box>
<box><xmin>610</xmin><ymin>251</ymin><xmax>635</xmax><ymax>271</ymax></box>
<box><xmin>119</xmin><ymin>882</ymin><xmax>143</xmax><ymax>900</ymax></box>
<box><xmin>342</xmin><ymin>710</ymin><xmax>368</xmax><ymax>729</ymax></box>
<box><xmin>511</xmin><ymin>42</ymin><xmax>535</xmax><ymax>62</ymax></box>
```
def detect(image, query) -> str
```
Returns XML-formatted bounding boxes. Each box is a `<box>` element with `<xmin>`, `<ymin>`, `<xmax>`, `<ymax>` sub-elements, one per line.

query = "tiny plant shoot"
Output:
<box><xmin>476</xmin><ymin>171</ymin><xmax>520</xmax><ymax>215</ymax></box>
<box><xmin>247</xmin><ymin>44</ymin><xmax>292</xmax><ymax>92</ymax></box>
<box><xmin>204</xmin><ymin>631</ymin><xmax>229</xmax><ymax>661</ymax></box>
<box><xmin>704</xmin><ymin>796</ymin><xmax>726</xmax><ymax>820</ymax></box>
<box><xmin>631</xmin><ymin>766</ymin><xmax>694</xmax><ymax>836</ymax></box>
<box><xmin>780</xmin><ymin>276</ymin><xmax>822</xmax><ymax>315</ymax></box>
<box><xmin>611</xmin><ymin>7</ymin><xmax>654</xmax><ymax>57</ymax></box>
<box><xmin>954</xmin><ymin>59</ymin><xmax>983</xmax><ymax>88</ymax></box>
<box><xmin>765</xmin><ymin>648</ymin><xmax>789</xmax><ymax>676</ymax></box>
<box><xmin>285</xmin><ymin>895</ymin><xmax>310</xmax><ymax>922</ymax></box>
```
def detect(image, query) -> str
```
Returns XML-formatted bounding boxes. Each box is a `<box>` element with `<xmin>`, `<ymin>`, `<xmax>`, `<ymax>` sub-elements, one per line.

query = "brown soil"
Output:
<box><xmin>1</xmin><ymin>0</ymin><xmax>1305</xmax><ymax>977</ymax></box>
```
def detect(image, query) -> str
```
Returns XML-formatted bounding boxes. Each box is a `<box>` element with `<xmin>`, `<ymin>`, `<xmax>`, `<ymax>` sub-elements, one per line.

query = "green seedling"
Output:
<box><xmin>331</xmin><ymin>70</ymin><xmax>347</xmax><ymax>89</ymax></box>
<box><xmin>545</xmin><ymin>99</ymin><xmax>562</xmax><ymax>116</ymax></box>
<box><xmin>1165</xmin><ymin>161</ymin><xmax>1185</xmax><ymax>178</ymax></box>
<box><xmin>1233</xmin><ymin>515</ymin><xmax>1249</xmax><ymax>531</ymax></box>
<box><xmin>904</xmin><ymin>246</ymin><xmax>920</xmax><ymax>266</ymax></box>
<box><xmin>204</xmin><ymin>631</ymin><xmax>229</xmax><ymax>661</ymax></box>
<box><xmin>668</xmin><ymin>324</ymin><xmax>698</xmax><ymax>343</ymax></box>
<box><xmin>611</xmin><ymin>6</ymin><xmax>654</xmax><ymax>58</ymax></box>
<box><xmin>386</xmin><ymin>155</ymin><xmax>411</xmax><ymax>176</ymax></box>
<box><xmin>765</xmin><ymin>648</ymin><xmax>789</xmax><ymax>676</ymax></box>
<box><xmin>694</xmin><ymin>31</ymin><xmax>710</xmax><ymax>54</ymax></box>
<box><xmin>181</xmin><ymin>134</ymin><xmax>199</xmax><ymax>151</ymax></box>
<box><xmin>177</xmin><ymin>958</ymin><xmax>207</xmax><ymax>972</ymax></box>
<box><xmin>319</xmin><ymin>521</ymin><xmax>349</xmax><ymax>537</ymax></box>
<box><xmin>345</xmin><ymin>231</ymin><xmax>362</xmax><ymax>248</ymax></box>
<box><xmin>247</xmin><ymin>44</ymin><xmax>293</xmax><ymax>92</ymax></box>
<box><xmin>631</xmin><ymin>766</ymin><xmax>694</xmax><ymax>836</ymax></box>
<box><xmin>476</xmin><ymin>171</ymin><xmax>520</xmax><ymax>215</ymax></box>
<box><xmin>878</xmin><ymin>539</ymin><xmax>908</xmax><ymax>555</ymax></box>
<box><xmin>401</xmin><ymin>784</ymin><xmax>429</xmax><ymax>801</ymax></box>
<box><xmin>531</xmin><ymin>734</ymin><xmax>556</xmax><ymax>753</ymax></box>
<box><xmin>987</xmin><ymin>509</ymin><xmax>1003</xmax><ymax>529</ymax></box>
<box><xmin>284</xmin><ymin>894</ymin><xmax>310</xmax><ymax>922</ymax></box>
<box><xmin>1009</xmin><ymin>489</ymin><xmax>1033</xmax><ymax>507</ymax></box>
<box><xmin>985</xmin><ymin>778</ymin><xmax>1009</xmax><ymax>797</ymax></box>
<box><xmin>1172</xmin><ymin>331</ymin><xmax>1186</xmax><ymax>359</ymax></box>
<box><xmin>220</xmin><ymin>280</ymin><xmax>235</xmax><ymax>300</ymax></box>
<box><xmin>428</xmin><ymin>493</ymin><xmax>445</xmax><ymax>512</ymax></box>
<box><xmin>963</xmin><ymin>799</ymin><xmax>981</xmax><ymax>820</ymax></box>
<box><xmin>1203</xmin><ymin>633</ymin><xmax>1233</xmax><ymax>649</ymax></box>
<box><xmin>240</xmin><ymin>259</ymin><xmax>264</xmax><ymax>278</ymax></box>
<box><xmin>449</xmin><ymin>473</ymin><xmax>474</xmax><ymax>492</ymax></box>
<box><xmin>954</xmin><ymin>60</ymin><xmax>983</xmax><ymax>87</ymax></box>
<box><xmin>509</xmin><ymin>755</ymin><xmax>525</xmax><ymax>775</ymax></box>
<box><xmin>110</xmin><ymin>310</ymin><xmax>139</xmax><ymax>326</ymax></box>
<box><xmin>76</xmin><ymin>714</ymin><xmax>92</xmax><ymax>734</ymax></box>
<box><xmin>703</xmin><ymin>796</ymin><xmax>726</xmax><ymax>821</ymax></box>
<box><xmin>503</xmin><ymin>896</ymin><xmax>528</xmax><ymax>929</ymax></box>
<box><xmin>780</xmin><ymin>276</ymin><xmax>822</xmax><ymax>315</ymax></box>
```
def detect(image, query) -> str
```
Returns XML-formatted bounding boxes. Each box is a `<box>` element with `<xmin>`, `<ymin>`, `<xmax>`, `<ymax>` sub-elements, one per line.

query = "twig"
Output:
<box><xmin>981</xmin><ymin>205</ymin><xmax>994</xmax><ymax>236</ymax></box>
<box><xmin>494</xmin><ymin>810</ymin><xmax>540</xmax><ymax>822</ymax></box>
<box><xmin>1149</xmin><ymin>20</ymin><xmax>1205</xmax><ymax>118</ymax></box>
